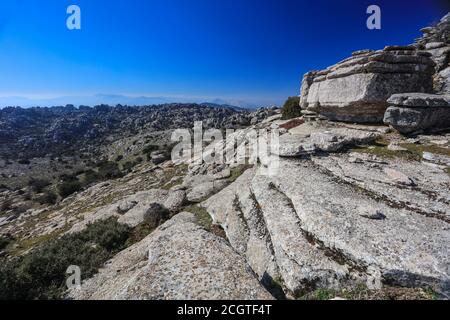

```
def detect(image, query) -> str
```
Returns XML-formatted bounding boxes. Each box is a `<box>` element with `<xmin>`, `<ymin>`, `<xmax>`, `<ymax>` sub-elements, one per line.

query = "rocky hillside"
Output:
<box><xmin>0</xmin><ymin>14</ymin><xmax>449</xmax><ymax>300</ymax></box>
<box><xmin>0</xmin><ymin>103</ymin><xmax>265</xmax><ymax>160</ymax></box>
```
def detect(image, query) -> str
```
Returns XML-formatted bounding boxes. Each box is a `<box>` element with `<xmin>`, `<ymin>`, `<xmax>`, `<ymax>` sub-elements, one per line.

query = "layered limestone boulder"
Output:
<box><xmin>384</xmin><ymin>93</ymin><xmax>450</xmax><ymax>134</ymax></box>
<box><xmin>415</xmin><ymin>13</ymin><xmax>450</xmax><ymax>94</ymax></box>
<box><xmin>68</xmin><ymin>212</ymin><xmax>273</xmax><ymax>300</ymax></box>
<box><xmin>301</xmin><ymin>47</ymin><xmax>435</xmax><ymax>123</ymax></box>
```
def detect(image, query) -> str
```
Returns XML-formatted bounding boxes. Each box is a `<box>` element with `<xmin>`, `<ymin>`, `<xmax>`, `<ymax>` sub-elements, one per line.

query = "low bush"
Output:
<box><xmin>57</xmin><ymin>180</ymin><xmax>82</xmax><ymax>198</ymax></box>
<box><xmin>0</xmin><ymin>235</ymin><xmax>13</xmax><ymax>251</ymax></box>
<box><xmin>28</xmin><ymin>178</ymin><xmax>51</xmax><ymax>193</ymax></box>
<box><xmin>83</xmin><ymin>169</ymin><xmax>101</xmax><ymax>185</ymax></box>
<box><xmin>18</xmin><ymin>159</ymin><xmax>30</xmax><ymax>165</ymax></box>
<box><xmin>0</xmin><ymin>217</ymin><xmax>131</xmax><ymax>300</ymax></box>
<box><xmin>281</xmin><ymin>96</ymin><xmax>302</xmax><ymax>120</ymax></box>
<box><xmin>1</xmin><ymin>199</ymin><xmax>12</xmax><ymax>212</ymax></box>
<box><xmin>97</xmin><ymin>161</ymin><xmax>123</xmax><ymax>179</ymax></box>
<box><xmin>36</xmin><ymin>191</ymin><xmax>58</xmax><ymax>205</ymax></box>
<box><xmin>142</xmin><ymin>144</ymin><xmax>159</xmax><ymax>155</ymax></box>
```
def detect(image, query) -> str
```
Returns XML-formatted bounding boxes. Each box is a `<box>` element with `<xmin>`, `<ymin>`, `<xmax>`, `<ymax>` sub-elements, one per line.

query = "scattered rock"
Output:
<box><xmin>384</xmin><ymin>168</ymin><xmax>416</xmax><ymax>186</ymax></box>
<box><xmin>359</xmin><ymin>210</ymin><xmax>387</xmax><ymax>220</ymax></box>
<box><xmin>387</xmin><ymin>143</ymin><xmax>407</xmax><ymax>151</ymax></box>
<box><xmin>116</xmin><ymin>200</ymin><xmax>137</xmax><ymax>215</ymax></box>
<box><xmin>422</xmin><ymin>152</ymin><xmax>450</xmax><ymax>166</ymax></box>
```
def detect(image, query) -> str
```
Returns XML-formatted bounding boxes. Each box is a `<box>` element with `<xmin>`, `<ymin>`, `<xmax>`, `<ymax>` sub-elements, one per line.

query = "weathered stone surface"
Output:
<box><xmin>68</xmin><ymin>212</ymin><xmax>273</xmax><ymax>300</ymax></box>
<box><xmin>261</xmin><ymin>159</ymin><xmax>450</xmax><ymax>294</ymax></box>
<box><xmin>202</xmin><ymin>168</ymin><xmax>281</xmax><ymax>287</ymax></box>
<box><xmin>186</xmin><ymin>179</ymin><xmax>229</xmax><ymax>203</ymax></box>
<box><xmin>306</xmin><ymin>72</ymin><xmax>433</xmax><ymax>123</ymax></box>
<box><xmin>274</xmin><ymin>126</ymin><xmax>379</xmax><ymax>157</ymax></box>
<box><xmin>384</xmin><ymin>93</ymin><xmax>450</xmax><ymax>134</ymax></box>
<box><xmin>312</xmin><ymin>153</ymin><xmax>450</xmax><ymax>221</ymax></box>
<box><xmin>202</xmin><ymin>149</ymin><xmax>450</xmax><ymax>296</ymax></box>
<box><xmin>299</xmin><ymin>71</ymin><xmax>318</xmax><ymax>109</ymax></box>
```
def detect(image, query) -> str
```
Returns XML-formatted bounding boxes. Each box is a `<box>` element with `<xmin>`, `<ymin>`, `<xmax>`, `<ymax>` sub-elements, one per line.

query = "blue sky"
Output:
<box><xmin>0</xmin><ymin>0</ymin><xmax>448</xmax><ymax>107</ymax></box>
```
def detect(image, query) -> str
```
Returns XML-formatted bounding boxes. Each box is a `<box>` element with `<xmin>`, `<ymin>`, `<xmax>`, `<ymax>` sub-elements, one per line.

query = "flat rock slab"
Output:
<box><xmin>68</xmin><ymin>189</ymin><xmax>186</xmax><ymax>232</ymax></box>
<box><xmin>384</xmin><ymin>93</ymin><xmax>450</xmax><ymax>134</ymax></box>
<box><xmin>274</xmin><ymin>127</ymin><xmax>379</xmax><ymax>157</ymax></box>
<box><xmin>387</xmin><ymin>93</ymin><xmax>450</xmax><ymax>108</ymax></box>
<box><xmin>300</xmin><ymin>47</ymin><xmax>435</xmax><ymax>123</ymax></box>
<box><xmin>261</xmin><ymin>159</ymin><xmax>450</xmax><ymax>294</ymax></box>
<box><xmin>68</xmin><ymin>212</ymin><xmax>273</xmax><ymax>300</ymax></box>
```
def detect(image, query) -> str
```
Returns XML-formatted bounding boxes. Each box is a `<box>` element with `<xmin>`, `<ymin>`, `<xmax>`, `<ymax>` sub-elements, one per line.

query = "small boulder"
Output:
<box><xmin>116</xmin><ymin>200</ymin><xmax>138</xmax><ymax>215</ymax></box>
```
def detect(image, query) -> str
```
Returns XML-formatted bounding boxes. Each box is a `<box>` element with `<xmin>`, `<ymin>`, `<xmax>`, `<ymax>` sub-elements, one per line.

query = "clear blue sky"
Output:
<box><xmin>0</xmin><ymin>0</ymin><xmax>448</xmax><ymax>107</ymax></box>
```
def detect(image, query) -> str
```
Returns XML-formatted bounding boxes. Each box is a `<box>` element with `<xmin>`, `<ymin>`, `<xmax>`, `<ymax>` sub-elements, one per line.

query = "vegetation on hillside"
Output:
<box><xmin>281</xmin><ymin>96</ymin><xmax>302</xmax><ymax>120</ymax></box>
<box><xmin>0</xmin><ymin>217</ymin><xmax>131</xmax><ymax>300</ymax></box>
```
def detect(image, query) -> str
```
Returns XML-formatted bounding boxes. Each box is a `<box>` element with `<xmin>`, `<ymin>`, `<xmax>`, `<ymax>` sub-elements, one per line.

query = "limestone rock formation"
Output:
<box><xmin>300</xmin><ymin>48</ymin><xmax>435</xmax><ymax>123</ymax></box>
<box><xmin>68</xmin><ymin>212</ymin><xmax>273</xmax><ymax>300</ymax></box>
<box><xmin>201</xmin><ymin>120</ymin><xmax>450</xmax><ymax>297</ymax></box>
<box><xmin>384</xmin><ymin>93</ymin><xmax>450</xmax><ymax>134</ymax></box>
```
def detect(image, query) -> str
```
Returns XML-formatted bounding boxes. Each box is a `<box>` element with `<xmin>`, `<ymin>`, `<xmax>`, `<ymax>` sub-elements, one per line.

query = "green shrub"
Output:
<box><xmin>0</xmin><ymin>218</ymin><xmax>131</xmax><ymax>300</ymax></box>
<box><xmin>28</xmin><ymin>178</ymin><xmax>51</xmax><ymax>193</ymax></box>
<box><xmin>281</xmin><ymin>96</ymin><xmax>302</xmax><ymax>120</ymax></box>
<box><xmin>18</xmin><ymin>159</ymin><xmax>30</xmax><ymax>165</ymax></box>
<box><xmin>122</xmin><ymin>161</ymin><xmax>135</xmax><ymax>172</ymax></box>
<box><xmin>83</xmin><ymin>169</ymin><xmax>101</xmax><ymax>185</ymax></box>
<box><xmin>36</xmin><ymin>191</ymin><xmax>58</xmax><ymax>205</ymax></box>
<box><xmin>97</xmin><ymin>161</ymin><xmax>123</xmax><ymax>179</ymax></box>
<box><xmin>142</xmin><ymin>144</ymin><xmax>159</xmax><ymax>155</ymax></box>
<box><xmin>143</xmin><ymin>203</ymin><xmax>170</xmax><ymax>229</ymax></box>
<box><xmin>0</xmin><ymin>235</ymin><xmax>13</xmax><ymax>251</ymax></box>
<box><xmin>57</xmin><ymin>180</ymin><xmax>82</xmax><ymax>198</ymax></box>
<box><xmin>1</xmin><ymin>199</ymin><xmax>12</xmax><ymax>212</ymax></box>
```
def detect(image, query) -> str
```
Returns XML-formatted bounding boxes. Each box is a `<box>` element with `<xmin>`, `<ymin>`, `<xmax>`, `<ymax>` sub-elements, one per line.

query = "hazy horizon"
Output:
<box><xmin>1</xmin><ymin>0</ymin><xmax>449</xmax><ymax>108</ymax></box>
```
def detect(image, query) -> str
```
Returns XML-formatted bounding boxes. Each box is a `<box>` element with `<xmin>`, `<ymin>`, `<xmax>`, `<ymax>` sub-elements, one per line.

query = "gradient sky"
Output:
<box><xmin>0</xmin><ymin>0</ymin><xmax>448</xmax><ymax>106</ymax></box>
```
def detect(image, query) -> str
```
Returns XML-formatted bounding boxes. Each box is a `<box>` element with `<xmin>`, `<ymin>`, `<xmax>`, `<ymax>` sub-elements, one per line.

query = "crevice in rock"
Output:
<box><xmin>264</xmin><ymin>180</ymin><xmax>368</xmax><ymax>274</ymax></box>
<box><xmin>231</xmin><ymin>195</ymin><xmax>251</xmax><ymax>253</ymax></box>
<box><xmin>312</xmin><ymin>161</ymin><xmax>450</xmax><ymax>223</ymax></box>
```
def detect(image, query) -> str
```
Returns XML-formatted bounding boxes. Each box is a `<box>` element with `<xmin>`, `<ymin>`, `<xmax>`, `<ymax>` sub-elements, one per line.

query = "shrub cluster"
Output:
<box><xmin>281</xmin><ymin>96</ymin><xmax>302</xmax><ymax>120</ymax></box>
<box><xmin>0</xmin><ymin>217</ymin><xmax>131</xmax><ymax>300</ymax></box>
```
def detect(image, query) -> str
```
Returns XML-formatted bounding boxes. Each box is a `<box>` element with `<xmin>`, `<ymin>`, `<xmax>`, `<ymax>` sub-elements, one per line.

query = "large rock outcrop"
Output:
<box><xmin>415</xmin><ymin>13</ymin><xmax>450</xmax><ymax>94</ymax></box>
<box><xmin>202</xmin><ymin>122</ymin><xmax>450</xmax><ymax>297</ymax></box>
<box><xmin>68</xmin><ymin>212</ymin><xmax>273</xmax><ymax>300</ymax></box>
<box><xmin>384</xmin><ymin>93</ymin><xmax>450</xmax><ymax>134</ymax></box>
<box><xmin>301</xmin><ymin>47</ymin><xmax>435</xmax><ymax>123</ymax></box>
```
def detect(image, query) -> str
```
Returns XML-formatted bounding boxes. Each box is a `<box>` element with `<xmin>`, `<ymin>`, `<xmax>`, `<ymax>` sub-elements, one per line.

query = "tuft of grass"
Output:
<box><xmin>298</xmin><ymin>283</ymin><xmax>439</xmax><ymax>300</ymax></box>
<box><xmin>401</xmin><ymin>143</ymin><xmax>450</xmax><ymax>158</ymax></box>
<box><xmin>184</xmin><ymin>205</ymin><xmax>213</xmax><ymax>230</ymax></box>
<box><xmin>352</xmin><ymin>137</ymin><xmax>450</xmax><ymax>162</ymax></box>
<box><xmin>184</xmin><ymin>205</ymin><xmax>227</xmax><ymax>239</ymax></box>
<box><xmin>228</xmin><ymin>164</ymin><xmax>253</xmax><ymax>183</ymax></box>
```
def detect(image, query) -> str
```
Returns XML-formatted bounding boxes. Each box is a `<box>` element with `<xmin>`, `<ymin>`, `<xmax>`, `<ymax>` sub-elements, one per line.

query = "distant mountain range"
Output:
<box><xmin>0</xmin><ymin>94</ymin><xmax>260</xmax><ymax>109</ymax></box>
